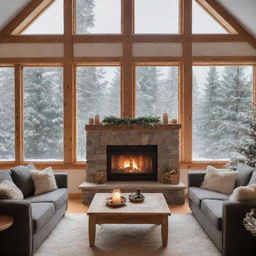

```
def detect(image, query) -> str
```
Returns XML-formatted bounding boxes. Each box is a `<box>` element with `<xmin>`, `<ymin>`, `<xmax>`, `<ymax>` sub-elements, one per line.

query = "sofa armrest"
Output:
<box><xmin>54</xmin><ymin>172</ymin><xmax>68</xmax><ymax>188</ymax></box>
<box><xmin>222</xmin><ymin>200</ymin><xmax>256</xmax><ymax>256</ymax></box>
<box><xmin>0</xmin><ymin>200</ymin><xmax>33</xmax><ymax>256</ymax></box>
<box><xmin>187</xmin><ymin>171</ymin><xmax>206</xmax><ymax>187</ymax></box>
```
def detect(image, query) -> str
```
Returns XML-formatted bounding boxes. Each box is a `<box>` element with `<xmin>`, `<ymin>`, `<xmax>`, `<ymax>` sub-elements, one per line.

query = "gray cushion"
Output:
<box><xmin>11</xmin><ymin>164</ymin><xmax>35</xmax><ymax>197</ymax></box>
<box><xmin>26</xmin><ymin>188</ymin><xmax>68</xmax><ymax>210</ymax></box>
<box><xmin>31</xmin><ymin>202</ymin><xmax>55</xmax><ymax>232</ymax></box>
<box><xmin>0</xmin><ymin>170</ymin><xmax>13</xmax><ymax>183</ymax></box>
<box><xmin>235</xmin><ymin>163</ymin><xmax>254</xmax><ymax>187</ymax></box>
<box><xmin>248</xmin><ymin>171</ymin><xmax>256</xmax><ymax>185</ymax></box>
<box><xmin>189</xmin><ymin>187</ymin><xmax>229</xmax><ymax>207</ymax></box>
<box><xmin>201</xmin><ymin>199</ymin><xmax>224</xmax><ymax>231</ymax></box>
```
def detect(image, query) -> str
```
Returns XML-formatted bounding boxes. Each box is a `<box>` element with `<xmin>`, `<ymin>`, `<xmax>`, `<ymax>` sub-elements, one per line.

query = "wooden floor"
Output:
<box><xmin>67</xmin><ymin>198</ymin><xmax>191</xmax><ymax>214</ymax></box>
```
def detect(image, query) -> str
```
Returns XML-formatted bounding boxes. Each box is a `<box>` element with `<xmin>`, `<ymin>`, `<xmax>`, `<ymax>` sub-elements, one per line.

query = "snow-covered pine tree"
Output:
<box><xmin>195</xmin><ymin>66</ymin><xmax>223</xmax><ymax>159</ymax></box>
<box><xmin>0</xmin><ymin>68</ymin><xmax>15</xmax><ymax>159</ymax></box>
<box><xmin>24</xmin><ymin>67</ymin><xmax>63</xmax><ymax>160</ymax></box>
<box><xmin>136</xmin><ymin>66</ymin><xmax>161</xmax><ymax>116</ymax></box>
<box><xmin>217</xmin><ymin>66</ymin><xmax>252</xmax><ymax>158</ymax></box>
<box><xmin>228</xmin><ymin>104</ymin><xmax>256</xmax><ymax>169</ymax></box>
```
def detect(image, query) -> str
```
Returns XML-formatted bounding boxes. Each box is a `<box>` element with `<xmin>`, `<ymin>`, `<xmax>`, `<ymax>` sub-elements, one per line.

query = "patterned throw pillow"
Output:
<box><xmin>230</xmin><ymin>184</ymin><xmax>256</xmax><ymax>201</ymax></box>
<box><xmin>31</xmin><ymin>167</ymin><xmax>58</xmax><ymax>195</ymax></box>
<box><xmin>0</xmin><ymin>180</ymin><xmax>24</xmax><ymax>200</ymax></box>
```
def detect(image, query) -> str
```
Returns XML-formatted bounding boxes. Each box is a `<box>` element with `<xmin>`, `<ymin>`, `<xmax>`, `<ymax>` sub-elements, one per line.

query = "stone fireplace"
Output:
<box><xmin>85</xmin><ymin>124</ymin><xmax>180</xmax><ymax>182</ymax></box>
<box><xmin>80</xmin><ymin>124</ymin><xmax>185</xmax><ymax>205</ymax></box>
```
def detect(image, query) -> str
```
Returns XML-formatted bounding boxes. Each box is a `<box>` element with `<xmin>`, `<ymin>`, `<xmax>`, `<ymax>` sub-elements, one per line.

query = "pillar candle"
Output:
<box><xmin>95</xmin><ymin>114</ymin><xmax>101</xmax><ymax>125</ymax></box>
<box><xmin>112</xmin><ymin>189</ymin><xmax>121</xmax><ymax>204</ymax></box>
<box><xmin>89</xmin><ymin>118</ymin><xmax>94</xmax><ymax>125</ymax></box>
<box><xmin>162</xmin><ymin>113</ymin><xmax>169</xmax><ymax>124</ymax></box>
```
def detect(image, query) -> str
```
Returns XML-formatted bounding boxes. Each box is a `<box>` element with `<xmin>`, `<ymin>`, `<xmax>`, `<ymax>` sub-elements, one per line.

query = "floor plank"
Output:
<box><xmin>67</xmin><ymin>198</ymin><xmax>191</xmax><ymax>214</ymax></box>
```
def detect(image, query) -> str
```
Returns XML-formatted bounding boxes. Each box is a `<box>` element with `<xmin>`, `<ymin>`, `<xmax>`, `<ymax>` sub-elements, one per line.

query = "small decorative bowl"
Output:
<box><xmin>105</xmin><ymin>196</ymin><xmax>127</xmax><ymax>208</ymax></box>
<box><xmin>129</xmin><ymin>193</ymin><xmax>145</xmax><ymax>203</ymax></box>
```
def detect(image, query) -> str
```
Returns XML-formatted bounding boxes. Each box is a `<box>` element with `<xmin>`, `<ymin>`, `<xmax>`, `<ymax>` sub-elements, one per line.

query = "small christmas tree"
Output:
<box><xmin>228</xmin><ymin>104</ymin><xmax>256</xmax><ymax>169</ymax></box>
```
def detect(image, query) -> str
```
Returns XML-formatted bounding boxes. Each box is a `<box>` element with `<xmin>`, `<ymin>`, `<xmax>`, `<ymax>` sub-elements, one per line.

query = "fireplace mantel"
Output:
<box><xmin>85</xmin><ymin>124</ymin><xmax>181</xmax><ymax>131</ymax></box>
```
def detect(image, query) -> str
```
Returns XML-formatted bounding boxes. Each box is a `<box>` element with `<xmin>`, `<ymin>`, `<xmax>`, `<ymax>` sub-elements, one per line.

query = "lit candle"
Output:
<box><xmin>162</xmin><ymin>113</ymin><xmax>169</xmax><ymax>124</ymax></box>
<box><xmin>95</xmin><ymin>114</ymin><xmax>101</xmax><ymax>125</ymax></box>
<box><xmin>112</xmin><ymin>189</ymin><xmax>121</xmax><ymax>204</ymax></box>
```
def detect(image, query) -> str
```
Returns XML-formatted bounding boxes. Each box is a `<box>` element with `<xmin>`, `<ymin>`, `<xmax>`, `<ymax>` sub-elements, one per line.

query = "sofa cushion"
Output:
<box><xmin>248</xmin><ymin>171</ymin><xmax>256</xmax><ymax>185</ymax></box>
<box><xmin>11</xmin><ymin>164</ymin><xmax>35</xmax><ymax>197</ymax></box>
<box><xmin>236</xmin><ymin>163</ymin><xmax>254</xmax><ymax>187</ymax></box>
<box><xmin>201</xmin><ymin>199</ymin><xmax>224</xmax><ymax>231</ymax></box>
<box><xmin>189</xmin><ymin>187</ymin><xmax>229</xmax><ymax>207</ymax></box>
<box><xmin>26</xmin><ymin>188</ymin><xmax>68</xmax><ymax>210</ymax></box>
<box><xmin>31</xmin><ymin>202</ymin><xmax>55</xmax><ymax>232</ymax></box>
<box><xmin>0</xmin><ymin>180</ymin><xmax>24</xmax><ymax>200</ymax></box>
<box><xmin>0</xmin><ymin>170</ymin><xmax>13</xmax><ymax>183</ymax></box>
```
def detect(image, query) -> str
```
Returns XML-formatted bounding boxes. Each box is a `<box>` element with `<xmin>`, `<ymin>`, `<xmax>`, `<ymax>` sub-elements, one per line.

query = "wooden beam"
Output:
<box><xmin>191</xmin><ymin>34</ymin><xmax>245</xmax><ymax>42</ymax></box>
<box><xmin>133</xmin><ymin>35</ymin><xmax>183</xmax><ymax>43</ymax></box>
<box><xmin>63</xmin><ymin>0</ymin><xmax>75</xmax><ymax>163</ymax></box>
<box><xmin>74</xmin><ymin>35</ymin><xmax>123</xmax><ymax>43</ymax></box>
<box><xmin>181</xmin><ymin>0</ymin><xmax>193</xmax><ymax>163</ymax></box>
<box><xmin>122</xmin><ymin>0</ymin><xmax>134</xmax><ymax>117</ymax></box>
<box><xmin>195</xmin><ymin>0</ymin><xmax>237</xmax><ymax>34</ymax></box>
<box><xmin>196</xmin><ymin>0</ymin><xmax>256</xmax><ymax>50</ymax></box>
<box><xmin>193</xmin><ymin>56</ymin><xmax>256</xmax><ymax>65</ymax></box>
<box><xmin>0</xmin><ymin>35</ymin><xmax>64</xmax><ymax>43</ymax></box>
<box><xmin>0</xmin><ymin>0</ymin><xmax>55</xmax><ymax>35</ymax></box>
<box><xmin>181</xmin><ymin>161</ymin><xmax>227</xmax><ymax>169</ymax></box>
<box><xmin>253</xmin><ymin>65</ymin><xmax>256</xmax><ymax>104</ymax></box>
<box><xmin>0</xmin><ymin>57</ymin><xmax>64</xmax><ymax>64</ymax></box>
<box><xmin>14</xmin><ymin>65</ymin><xmax>23</xmax><ymax>163</ymax></box>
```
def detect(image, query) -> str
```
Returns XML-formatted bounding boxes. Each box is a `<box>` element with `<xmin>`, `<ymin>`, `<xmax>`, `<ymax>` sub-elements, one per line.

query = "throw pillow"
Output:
<box><xmin>201</xmin><ymin>166</ymin><xmax>238</xmax><ymax>194</ymax></box>
<box><xmin>11</xmin><ymin>164</ymin><xmax>35</xmax><ymax>197</ymax></box>
<box><xmin>248</xmin><ymin>171</ymin><xmax>256</xmax><ymax>185</ymax></box>
<box><xmin>0</xmin><ymin>180</ymin><xmax>24</xmax><ymax>200</ymax></box>
<box><xmin>229</xmin><ymin>184</ymin><xmax>256</xmax><ymax>201</ymax></box>
<box><xmin>235</xmin><ymin>163</ymin><xmax>254</xmax><ymax>187</ymax></box>
<box><xmin>31</xmin><ymin>167</ymin><xmax>58</xmax><ymax>195</ymax></box>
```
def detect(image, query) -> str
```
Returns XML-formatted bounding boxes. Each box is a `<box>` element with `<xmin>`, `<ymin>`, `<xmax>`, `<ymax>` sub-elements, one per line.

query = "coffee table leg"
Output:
<box><xmin>89</xmin><ymin>215</ymin><xmax>96</xmax><ymax>247</ymax></box>
<box><xmin>161</xmin><ymin>216</ymin><xmax>168</xmax><ymax>246</ymax></box>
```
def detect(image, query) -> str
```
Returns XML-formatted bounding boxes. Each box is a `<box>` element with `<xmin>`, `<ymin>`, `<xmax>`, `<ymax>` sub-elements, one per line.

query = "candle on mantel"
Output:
<box><xmin>89</xmin><ymin>118</ymin><xmax>94</xmax><ymax>125</ymax></box>
<box><xmin>112</xmin><ymin>189</ymin><xmax>121</xmax><ymax>204</ymax></box>
<box><xmin>95</xmin><ymin>114</ymin><xmax>101</xmax><ymax>125</ymax></box>
<box><xmin>162</xmin><ymin>113</ymin><xmax>169</xmax><ymax>124</ymax></box>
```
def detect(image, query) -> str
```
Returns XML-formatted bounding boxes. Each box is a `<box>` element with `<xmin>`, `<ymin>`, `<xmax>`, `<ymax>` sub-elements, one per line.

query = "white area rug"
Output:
<box><xmin>35</xmin><ymin>213</ymin><xmax>221</xmax><ymax>256</ymax></box>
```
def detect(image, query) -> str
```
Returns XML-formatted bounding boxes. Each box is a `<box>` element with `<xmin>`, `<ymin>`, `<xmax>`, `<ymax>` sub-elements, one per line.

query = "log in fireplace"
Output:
<box><xmin>107</xmin><ymin>145</ymin><xmax>157</xmax><ymax>181</ymax></box>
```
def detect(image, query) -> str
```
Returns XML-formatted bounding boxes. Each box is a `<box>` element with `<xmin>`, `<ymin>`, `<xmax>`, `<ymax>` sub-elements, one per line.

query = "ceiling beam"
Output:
<box><xmin>196</xmin><ymin>0</ymin><xmax>256</xmax><ymax>50</ymax></box>
<box><xmin>0</xmin><ymin>0</ymin><xmax>55</xmax><ymax>36</ymax></box>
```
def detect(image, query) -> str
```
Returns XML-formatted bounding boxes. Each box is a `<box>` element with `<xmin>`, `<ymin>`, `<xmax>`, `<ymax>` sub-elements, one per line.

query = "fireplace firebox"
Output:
<box><xmin>107</xmin><ymin>145</ymin><xmax>157</xmax><ymax>181</ymax></box>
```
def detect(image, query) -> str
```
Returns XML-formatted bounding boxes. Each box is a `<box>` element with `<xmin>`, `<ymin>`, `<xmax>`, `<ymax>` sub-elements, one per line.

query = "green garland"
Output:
<box><xmin>102</xmin><ymin>116</ymin><xmax>161</xmax><ymax>127</ymax></box>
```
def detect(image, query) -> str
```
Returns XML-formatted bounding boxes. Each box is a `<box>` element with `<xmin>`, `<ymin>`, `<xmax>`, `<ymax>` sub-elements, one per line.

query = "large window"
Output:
<box><xmin>76</xmin><ymin>0</ymin><xmax>121</xmax><ymax>34</ymax></box>
<box><xmin>193</xmin><ymin>66</ymin><xmax>253</xmax><ymax>160</ymax></box>
<box><xmin>136</xmin><ymin>66</ymin><xmax>179</xmax><ymax>119</ymax></box>
<box><xmin>0</xmin><ymin>67</ymin><xmax>15</xmax><ymax>160</ymax></box>
<box><xmin>135</xmin><ymin>0</ymin><xmax>179</xmax><ymax>34</ymax></box>
<box><xmin>23</xmin><ymin>67</ymin><xmax>64</xmax><ymax>161</ymax></box>
<box><xmin>76</xmin><ymin>66</ymin><xmax>121</xmax><ymax>160</ymax></box>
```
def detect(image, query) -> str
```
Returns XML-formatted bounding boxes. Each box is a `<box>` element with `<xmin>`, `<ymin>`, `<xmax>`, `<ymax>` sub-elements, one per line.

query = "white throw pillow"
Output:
<box><xmin>229</xmin><ymin>184</ymin><xmax>256</xmax><ymax>201</ymax></box>
<box><xmin>31</xmin><ymin>167</ymin><xmax>58</xmax><ymax>195</ymax></box>
<box><xmin>0</xmin><ymin>180</ymin><xmax>24</xmax><ymax>200</ymax></box>
<box><xmin>201</xmin><ymin>166</ymin><xmax>237</xmax><ymax>194</ymax></box>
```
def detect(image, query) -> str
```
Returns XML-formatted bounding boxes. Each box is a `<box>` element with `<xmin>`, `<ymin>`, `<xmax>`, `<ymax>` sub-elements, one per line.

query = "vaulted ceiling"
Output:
<box><xmin>0</xmin><ymin>0</ymin><xmax>255</xmax><ymax>37</ymax></box>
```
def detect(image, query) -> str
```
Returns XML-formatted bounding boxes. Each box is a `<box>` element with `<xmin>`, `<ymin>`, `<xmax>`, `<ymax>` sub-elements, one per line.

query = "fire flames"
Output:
<box><xmin>122</xmin><ymin>159</ymin><xmax>139</xmax><ymax>171</ymax></box>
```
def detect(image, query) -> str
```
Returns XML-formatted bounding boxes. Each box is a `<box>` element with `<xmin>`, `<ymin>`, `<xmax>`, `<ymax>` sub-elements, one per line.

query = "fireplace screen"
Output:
<box><xmin>107</xmin><ymin>145</ymin><xmax>157</xmax><ymax>181</ymax></box>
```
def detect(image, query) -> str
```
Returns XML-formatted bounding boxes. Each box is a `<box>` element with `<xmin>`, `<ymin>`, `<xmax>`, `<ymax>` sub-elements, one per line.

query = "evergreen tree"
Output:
<box><xmin>76</xmin><ymin>0</ymin><xmax>95</xmax><ymax>33</ymax></box>
<box><xmin>195</xmin><ymin>66</ymin><xmax>222</xmax><ymax>158</ymax></box>
<box><xmin>217</xmin><ymin>66</ymin><xmax>252</xmax><ymax>157</ymax></box>
<box><xmin>136</xmin><ymin>67</ymin><xmax>161</xmax><ymax>116</ymax></box>
<box><xmin>0</xmin><ymin>68</ymin><xmax>15</xmax><ymax>159</ymax></box>
<box><xmin>24</xmin><ymin>67</ymin><xmax>63</xmax><ymax>160</ymax></box>
<box><xmin>228</xmin><ymin>104</ymin><xmax>256</xmax><ymax>169</ymax></box>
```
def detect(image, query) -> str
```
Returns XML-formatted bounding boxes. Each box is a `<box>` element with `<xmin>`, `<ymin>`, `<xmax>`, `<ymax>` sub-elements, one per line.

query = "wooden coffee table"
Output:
<box><xmin>87</xmin><ymin>193</ymin><xmax>171</xmax><ymax>247</ymax></box>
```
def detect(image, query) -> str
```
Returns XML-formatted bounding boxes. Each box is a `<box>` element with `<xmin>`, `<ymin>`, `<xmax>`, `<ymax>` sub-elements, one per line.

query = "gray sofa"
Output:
<box><xmin>188</xmin><ymin>164</ymin><xmax>256</xmax><ymax>256</ymax></box>
<box><xmin>0</xmin><ymin>165</ymin><xmax>68</xmax><ymax>256</ymax></box>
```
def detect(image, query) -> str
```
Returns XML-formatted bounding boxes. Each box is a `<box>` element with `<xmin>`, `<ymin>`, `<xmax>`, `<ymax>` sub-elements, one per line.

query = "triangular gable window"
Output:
<box><xmin>192</xmin><ymin>0</ymin><xmax>228</xmax><ymax>34</ymax></box>
<box><xmin>22</xmin><ymin>0</ymin><xmax>63</xmax><ymax>34</ymax></box>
